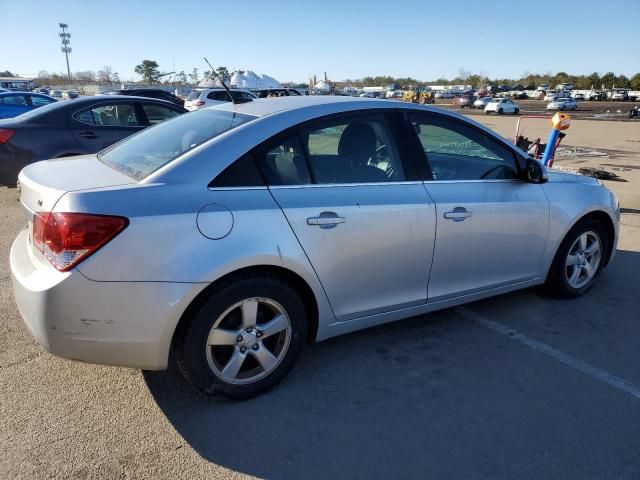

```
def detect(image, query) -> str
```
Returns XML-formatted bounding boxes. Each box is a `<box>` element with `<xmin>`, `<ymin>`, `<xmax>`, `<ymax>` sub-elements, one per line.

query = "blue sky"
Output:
<box><xmin>4</xmin><ymin>0</ymin><xmax>639</xmax><ymax>83</ymax></box>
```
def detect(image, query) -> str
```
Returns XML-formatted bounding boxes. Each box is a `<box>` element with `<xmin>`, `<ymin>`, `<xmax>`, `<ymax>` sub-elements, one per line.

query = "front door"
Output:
<box><xmin>257</xmin><ymin>111</ymin><xmax>436</xmax><ymax>321</ymax></box>
<box><xmin>406</xmin><ymin>112</ymin><xmax>549</xmax><ymax>302</ymax></box>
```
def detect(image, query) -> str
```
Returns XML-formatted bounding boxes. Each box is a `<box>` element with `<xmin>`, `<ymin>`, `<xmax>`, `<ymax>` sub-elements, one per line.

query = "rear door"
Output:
<box><xmin>257</xmin><ymin>111</ymin><xmax>436</xmax><ymax>321</ymax></box>
<box><xmin>406</xmin><ymin>112</ymin><xmax>549</xmax><ymax>302</ymax></box>
<box><xmin>70</xmin><ymin>101</ymin><xmax>144</xmax><ymax>151</ymax></box>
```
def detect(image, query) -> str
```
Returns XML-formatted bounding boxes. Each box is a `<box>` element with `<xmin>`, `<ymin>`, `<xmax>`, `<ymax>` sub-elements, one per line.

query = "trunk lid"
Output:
<box><xmin>18</xmin><ymin>154</ymin><xmax>136</xmax><ymax>217</ymax></box>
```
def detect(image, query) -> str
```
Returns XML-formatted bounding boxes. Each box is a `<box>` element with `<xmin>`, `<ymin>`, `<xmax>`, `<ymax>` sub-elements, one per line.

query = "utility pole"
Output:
<box><xmin>59</xmin><ymin>23</ymin><xmax>72</xmax><ymax>82</ymax></box>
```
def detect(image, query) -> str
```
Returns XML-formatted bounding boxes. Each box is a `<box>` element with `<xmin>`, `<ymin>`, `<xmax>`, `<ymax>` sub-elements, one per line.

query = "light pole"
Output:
<box><xmin>59</xmin><ymin>23</ymin><xmax>72</xmax><ymax>82</ymax></box>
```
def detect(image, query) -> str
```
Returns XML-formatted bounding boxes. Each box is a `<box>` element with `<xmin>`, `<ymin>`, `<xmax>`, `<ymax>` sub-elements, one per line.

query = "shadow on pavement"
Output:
<box><xmin>144</xmin><ymin>249</ymin><xmax>640</xmax><ymax>480</ymax></box>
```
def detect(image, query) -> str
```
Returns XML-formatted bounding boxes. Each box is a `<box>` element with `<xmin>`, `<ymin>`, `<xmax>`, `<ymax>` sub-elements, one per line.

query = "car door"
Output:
<box><xmin>406</xmin><ymin>112</ymin><xmax>549</xmax><ymax>302</ymax></box>
<box><xmin>70</xmin><ymin>101</ymin><xmax>145</xmax><ymax>151</ymax></box>
<box><xmin>257</xmin><ymin>111</ymin><xmax>436</xmax><ymax>321</ymax></box>
<box><xmin>0</xmin><ymin>94</ymin><xmax>30</xmax><ymax>118</ymax></box>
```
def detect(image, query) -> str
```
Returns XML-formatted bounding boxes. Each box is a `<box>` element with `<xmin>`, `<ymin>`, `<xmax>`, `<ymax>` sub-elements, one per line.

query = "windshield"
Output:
<box><xmin>98</xmin><ymin>109</ymin><xmax>256</xmax><ymax>180</ymax></box>
<box><xmin>186</xmin><ymin>90</ymin><xmax>201</xmax><ymax>101</ymax></box>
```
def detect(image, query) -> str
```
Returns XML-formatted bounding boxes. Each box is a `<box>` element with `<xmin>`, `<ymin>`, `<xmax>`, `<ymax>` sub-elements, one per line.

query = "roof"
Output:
<box><xmin>213</xmin><ymin>95</ymin><xmax>390</xmax><ymax>118</ymax></box>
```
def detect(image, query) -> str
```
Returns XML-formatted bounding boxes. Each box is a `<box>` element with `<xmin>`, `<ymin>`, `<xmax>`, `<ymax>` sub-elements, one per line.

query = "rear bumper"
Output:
<box><xmin>10</xmin><ymin>227</ymin><xmax>198</xmax><ymax>370</ymax></box>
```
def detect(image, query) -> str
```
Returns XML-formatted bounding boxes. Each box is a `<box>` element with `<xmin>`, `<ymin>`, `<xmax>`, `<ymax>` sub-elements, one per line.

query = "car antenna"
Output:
<box><xmin>204</xmin><ymin>57</ymin><xmax>235</xmax><ymax>104</ymax></box>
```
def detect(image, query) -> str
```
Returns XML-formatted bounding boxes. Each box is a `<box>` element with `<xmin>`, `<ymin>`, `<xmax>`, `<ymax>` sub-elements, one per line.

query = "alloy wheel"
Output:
<box><xmin>205</xmin><ymin>298</ymin><xmax>292</xmax><ymax>385</ymax></box>
<box><xmin>565</xmin><ymin>231</ymin><xmax>601</xmax><ymax>289</ymax></box>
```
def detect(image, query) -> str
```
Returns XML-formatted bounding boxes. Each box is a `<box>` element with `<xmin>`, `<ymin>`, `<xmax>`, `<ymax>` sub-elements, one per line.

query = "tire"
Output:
<box><xmin>543</xmin><ymin>218</ymin><xmax>609</xmax><ymax>298</ymax></box>
<box><xmin>497</xmin><ymin>108</ymin><xmax>503</xmax><ymax>114</ymax></box>
<box><xmin>175</xmin><ymin>273</ymin><xmax>307</xmax><ymax>399</ymax></box>
<box><xmin>514</xmin><ymin>108</ymin><xmax>520</xmax><ymax>114</ymax></box>
<box><xmin>485</xmin><ymin>110</ymin><xmax>491</xmax><ymax>114</ymax></box>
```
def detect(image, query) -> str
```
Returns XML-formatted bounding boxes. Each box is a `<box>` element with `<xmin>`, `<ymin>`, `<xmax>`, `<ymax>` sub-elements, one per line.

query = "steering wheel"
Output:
<box><xmin>371</xmin><ymin>144</ymin><xmax>388</xmax><ymax>163</ymax></box>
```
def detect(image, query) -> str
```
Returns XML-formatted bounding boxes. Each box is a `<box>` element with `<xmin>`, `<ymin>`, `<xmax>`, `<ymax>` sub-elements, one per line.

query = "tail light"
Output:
<box><xmin>33</xmin><ymin>212</ymin><xmax>128</xmax><ymax>271</ymax></box>
<box><xmin>0</xmin><ymin>129</ymin><xmax>15</xmax><ymax>144</ymax></box>
<box><xmin>194</xmin><ymin>101</ymin><xmax>205</xmax><ymax>106</ymax></box>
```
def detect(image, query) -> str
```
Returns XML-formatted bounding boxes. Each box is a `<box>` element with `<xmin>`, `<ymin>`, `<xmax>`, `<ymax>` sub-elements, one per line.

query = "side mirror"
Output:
<box><xmin>524</xmin><ymin>157</ymin><xmax>548</xmax><ymax>184</ymax></box>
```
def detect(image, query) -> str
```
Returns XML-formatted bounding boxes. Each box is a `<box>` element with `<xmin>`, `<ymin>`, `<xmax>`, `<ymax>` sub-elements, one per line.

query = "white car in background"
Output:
<box><xmin>547</xmin><ymin>97</ymin><xmax>578</xmax><ymax>111</ymax></box>
<box><xmin>184</xmin><ymin>88</ymin><xmax>257</xmax><ymax>111</ymax></box>
<box><xmin>473</xmin><ymin>96</ymin><xmax>493</xmax><ymax>109</ymax></box>
<box><xmin>484</xmin><ymin>97</ymin><xmax>519</xmax><ymax>114</ymax></box>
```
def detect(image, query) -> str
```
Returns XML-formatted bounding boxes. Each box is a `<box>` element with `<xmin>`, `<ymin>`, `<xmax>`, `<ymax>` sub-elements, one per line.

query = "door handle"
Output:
<box><xmin>444</xmin><ymin>207</ymin><xmax>472</xmax><ymax>222</ymax></box>
<box><xmin>307</xmin><ymin>212</ymin><xmax>345</xmax><ymax>229</ymax></box>
<box><xmin>79</xmin><ymin>131</ymin><xmax>97</xmax><ymax>139</ymax></box>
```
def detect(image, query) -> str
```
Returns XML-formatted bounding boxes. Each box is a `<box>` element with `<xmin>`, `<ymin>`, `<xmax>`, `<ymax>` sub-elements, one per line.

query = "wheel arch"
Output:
<box><xmin>170</xmin><ymin>265</ymin><xmax>320</xmax><ymax>356</ymax></box>
<box><xmin>578</xmin><ymin>210</ymin><xmax>616</xmax><ymax>266</ymax></box>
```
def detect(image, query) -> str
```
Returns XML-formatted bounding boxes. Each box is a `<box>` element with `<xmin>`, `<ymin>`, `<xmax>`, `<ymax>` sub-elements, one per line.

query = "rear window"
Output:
<box><xmin>98</xmin><ymin>109</ymin><xmax>256</xmax><ymax>180</ymax></box>
<box><xmin>186</xmin><ymin>90</ymin><xmax>201</xmax><ymax>101</ymax></box>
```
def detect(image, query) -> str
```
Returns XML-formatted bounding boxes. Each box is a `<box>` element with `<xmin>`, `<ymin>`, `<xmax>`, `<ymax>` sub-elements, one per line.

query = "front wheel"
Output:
<box><xmin>543</xmin><ymin>218</ymin><xmax>608</xmax><ymax>298</ymax></box>
<box><xmin>514</xmin><ymin>108</ymin><xmax>520</xmax><ymax>114</ymax></box>
<box><xmin>497</xmin><ymin>108</ymin><xmax>503</xmax><ymax>114</ymax></box>
<box><xmin>175</xmin><ymin>274</ymin><xmax>307</xmax><ymax>399</ymax></box>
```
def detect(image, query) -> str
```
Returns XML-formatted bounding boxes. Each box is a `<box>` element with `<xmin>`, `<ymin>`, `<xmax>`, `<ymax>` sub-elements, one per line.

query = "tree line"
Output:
<box><xmin>349</xmin><ymin>71</ymin><xmax>640</xmax><ymax>90</ymax></box>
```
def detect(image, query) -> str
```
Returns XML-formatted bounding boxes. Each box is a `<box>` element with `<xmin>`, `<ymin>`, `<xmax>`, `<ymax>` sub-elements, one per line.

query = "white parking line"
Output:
<box><xmin>455</xmin><ymin>306</ymin><xmax>640</xmax><ymax>400</ymax></box>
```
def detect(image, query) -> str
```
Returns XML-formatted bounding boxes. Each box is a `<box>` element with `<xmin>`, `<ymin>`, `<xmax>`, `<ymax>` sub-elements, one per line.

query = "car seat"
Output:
<box><xmin>337</xmin><ymin>122</ymin><xmax>388</xmax><ymax>183</ymax></box>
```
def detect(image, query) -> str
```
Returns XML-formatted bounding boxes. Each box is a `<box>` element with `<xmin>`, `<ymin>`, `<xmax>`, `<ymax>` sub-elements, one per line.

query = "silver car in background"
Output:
<box><xmin>11</xmin><ymin>96</ymin><xmax>619</xmax><ymax>399</ymax></box>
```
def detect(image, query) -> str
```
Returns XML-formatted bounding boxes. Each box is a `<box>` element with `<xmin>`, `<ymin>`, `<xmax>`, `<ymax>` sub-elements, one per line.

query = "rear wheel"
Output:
<box><xmin>514</xmin><ymin>108</ymin><xmax>520</xmax><ymax>114</ymax></box>
<box><xmin>543</xmin><ymin>218</ymin><xmax>608</xmax><ymax>298</ymax></box>
<box><xmin>175</xmin><ymin>274</ymin><xmax>307</xmax><ymax>399</ymax></box>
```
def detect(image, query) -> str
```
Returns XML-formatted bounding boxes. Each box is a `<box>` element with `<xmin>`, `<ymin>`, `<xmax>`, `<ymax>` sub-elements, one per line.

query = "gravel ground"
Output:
<box><xmin>1</xmin><ymin>118</ymin><xmax>639</xmax><ymax>479</ymax></box>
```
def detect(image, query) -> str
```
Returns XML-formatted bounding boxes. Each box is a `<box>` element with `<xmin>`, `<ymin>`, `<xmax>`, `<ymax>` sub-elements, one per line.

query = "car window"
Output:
<box><xmin>409</xmin><ymin>114</ymin><xmax>518</xmax><ymax>181</ymax></box>
<box><xmin>75</xmin><ymin>103</ymin><xmax>141</xmax><ymax>127</ymax></box>
<box><xmin>29</xmin><ymin>95</ymin><xmax>55</xmax><ymax>107</ymax></box>
<box><xmin>207</xmin><ymin>91</ymin><xmax>228</xmax><ymax>101</ymax></box>
<box><xmin>210</xmin><ymin>153</ymin><xmax>265</xmax><ymax>188</ymax></box>
<box><xmin>304</xmin><ymin>114</ymin><xmax>405</xmax><ymax>184</ymax></box>
<box><xmin>141</xmin><ymin>103</ymin><xmax>181</xmax><ymax>125</ymax></box>
<box><xmin>99</xmin><ymin>109</ymin><xmax>255</xmax><ymax>180</ymax></box>
<box><xmin>1</xmin><ymin>95</ymin><xmax>27</xmax><ymax>105</ymax></box>
<box><xmin>259</xmin><ymin>135</ymin><xmax>311</xmax><ymax>186</ymax></box>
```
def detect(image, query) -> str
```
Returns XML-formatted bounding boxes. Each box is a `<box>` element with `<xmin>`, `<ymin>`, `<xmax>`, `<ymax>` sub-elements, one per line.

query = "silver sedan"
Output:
<box><xmin>11</xmin><ymin>96</ymin><xmax>619</xmax><ymax>399</ymax></box>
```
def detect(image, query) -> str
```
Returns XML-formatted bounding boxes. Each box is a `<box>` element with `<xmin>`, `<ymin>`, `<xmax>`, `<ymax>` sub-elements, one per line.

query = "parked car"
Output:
<box><xmin>0</xmin><ymin>92</ymin><xmax>57</xmax><ymax>119</ymax></box>
<box><xmin>485</xmin><ymin>97</ymin><xmax>520</xmax><ymax>114</ymax></box>
<box><xmin>184</xmin><ymin>88</ymin><xmax>257</xmax><ymax>111</ymax></box>
<box><xmin>0</xmin><ymin>96</ymin><xmax>186</xmax><ymax>185</ymax></box>
<box><xmin>49</xmin><ymin>90</ymin><xmax>63</xmax><ymax>99</ymax></box>
<box><xmin>589</xmin><ymin>91</ymin><xmax>603</xmax><ymax>101</ymax></box>
<box><xmin>547</xmin><ymin>97</ymin><xmax>578</xmax><ymax>111</ymax></box>
<box><xmin>254</xmin><ymin>88</ymin><xmax>302</xmax><ymax>98</ymax></box>
<box><xmin>457</xmin><ymin>96</ymin><xmax>473</xmax><ymax>108</ymax></box>
<box><xmin>610</xmin><ymin>89</ymin><xmax>629</xmax><ymax>101</ymax></box>
<box><xmin>9</xmin><ymin>96</ymin><xmax>619</xmax><ymax>400</ymax></box>
<box><xmin>544</xmin><ymin>92</ymin><xmax>562</xmax><ymax>102</ymax></box>
<box><xmin>473</xmin><ymin>96</ymin><xmax>493</xmax><ymax>109</ymax></box>
<box><xmin>62</xmin><ymin>90</ymin><xmax>79</xmax><ymax>100</ymax></box>
<box><xmin>110</xmin><ymin>88</ymin><xmax>185</xmax><ymax>107</ymax></box>
<box><xmin>571</xmin><ymin>92</ymin><xmax>586</xmax><ymax>101</ymax></box>
<box><xmin>434</xmin><ymin>91</ymin><xmax>454</xmax><ymax>99</ymax></box>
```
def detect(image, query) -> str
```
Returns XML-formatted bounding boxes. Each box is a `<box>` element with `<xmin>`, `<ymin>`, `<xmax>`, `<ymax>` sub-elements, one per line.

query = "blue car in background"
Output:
<box><xmin>0</xmin><ymin>92</ymin><xmax>57</xmax><ymax>119</ymax></box>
